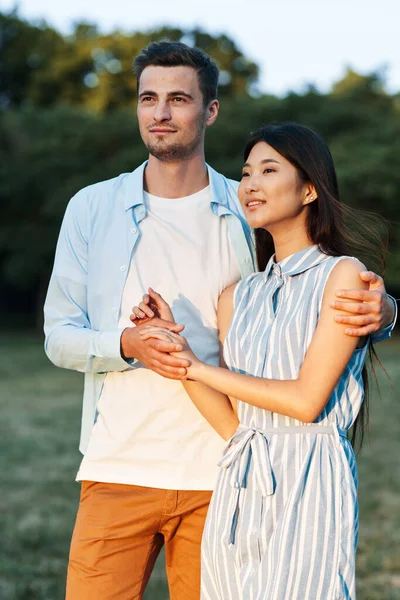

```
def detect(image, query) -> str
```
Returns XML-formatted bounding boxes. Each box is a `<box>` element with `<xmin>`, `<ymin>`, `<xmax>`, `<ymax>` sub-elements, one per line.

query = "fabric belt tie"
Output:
<box><xmin>218</xmin><ymin>423</ymin><xmax>347</xmax><ymax>545</ymax></box>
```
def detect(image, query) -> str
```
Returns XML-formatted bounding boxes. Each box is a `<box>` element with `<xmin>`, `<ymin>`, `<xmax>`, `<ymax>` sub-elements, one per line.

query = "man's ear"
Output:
<box><xmin>205</xmin><ymin>99</ymin><xmax>219</xmax><ymax>127</ymax></box>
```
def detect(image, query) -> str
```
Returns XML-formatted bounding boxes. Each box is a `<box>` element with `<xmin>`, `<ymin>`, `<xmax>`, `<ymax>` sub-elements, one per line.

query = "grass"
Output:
<box><xmin>0</xmin><ymin>334</ymin><xmax>399</xmax><ymax>600</ymax></box>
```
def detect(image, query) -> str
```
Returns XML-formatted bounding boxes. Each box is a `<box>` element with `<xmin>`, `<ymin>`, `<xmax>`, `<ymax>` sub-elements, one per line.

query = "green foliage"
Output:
<box><xmin>0</xmin><ymin>11</ymin><xmax>65</xmax><ymax>109</ymax></box>
<box><xmin>0</xmin><ymin>12</ymin><xmax>258</xmax><ymax>112</ymax></box>
<box><xmin>0</xmin><ymin>9</ymin><xmax>399</xmax><ymax>321</ymax></box>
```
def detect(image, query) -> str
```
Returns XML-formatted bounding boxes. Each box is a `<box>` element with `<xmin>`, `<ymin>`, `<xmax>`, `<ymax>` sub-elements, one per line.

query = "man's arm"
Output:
<box><xmin>44</xmin><ymin>192</ymin><xmax>132</xmax><ymax>373</ymax></box>
<box><xmin>331</xmin><ymin>271</ymin><xmax>397</xmax><ymax>340</ymax></box>
<box><xmin>44</xmin><ymin>193</ymin><xmax>189</xmax><ymax>377</ymax></box>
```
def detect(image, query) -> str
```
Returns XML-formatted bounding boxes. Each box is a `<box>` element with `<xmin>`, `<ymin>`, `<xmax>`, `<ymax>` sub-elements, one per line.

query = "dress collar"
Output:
<box><xmin>264</xmin><ymin>245</ymin><xmax>330</xmax><ymax>280</ymax></box>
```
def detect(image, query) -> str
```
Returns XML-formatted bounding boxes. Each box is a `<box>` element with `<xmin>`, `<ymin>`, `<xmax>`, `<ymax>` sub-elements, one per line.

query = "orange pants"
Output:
<box><xmin>66</xmin><ymin>481</ymin><xmax>212</xmax><ymax>600</ymax></box>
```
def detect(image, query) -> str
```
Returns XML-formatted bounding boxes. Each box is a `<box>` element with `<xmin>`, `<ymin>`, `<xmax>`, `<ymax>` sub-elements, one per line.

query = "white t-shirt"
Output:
<box><xmin>76</xmin><ymin>186</ymin><xmax>241</xmax><ymax>490</ymax></box>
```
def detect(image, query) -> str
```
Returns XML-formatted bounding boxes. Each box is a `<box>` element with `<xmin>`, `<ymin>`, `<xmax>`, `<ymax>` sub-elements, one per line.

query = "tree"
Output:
<box><xmin>0</xmin><ymin>11</ymin><xmax>259</xmax><ymax>112</ymax></box>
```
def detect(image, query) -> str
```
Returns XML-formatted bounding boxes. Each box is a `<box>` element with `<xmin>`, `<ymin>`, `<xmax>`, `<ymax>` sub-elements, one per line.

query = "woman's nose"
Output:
<box><xmin>244</xmin><ymin>176</ymin><xmax>260</xmax><ymax>194</ymax></box>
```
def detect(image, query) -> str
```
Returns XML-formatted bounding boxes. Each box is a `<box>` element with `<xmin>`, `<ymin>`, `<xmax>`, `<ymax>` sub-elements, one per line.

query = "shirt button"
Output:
<box><xmin>120</xmin><ymin>266</ymin><xmax>126</xmax><ymax>272</ymax></box>
<box><xmin>131</xmin><ymin>228</ymin><xmax>137</xmax><ymax>234</ymax></box>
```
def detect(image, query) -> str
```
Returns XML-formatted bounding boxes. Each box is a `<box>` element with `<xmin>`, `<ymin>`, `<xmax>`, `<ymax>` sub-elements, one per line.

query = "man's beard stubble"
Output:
<box><xmin>145</xmin><ymin>116</ymin><xmax>206</xmax><ymax>163</ymax></box>
<box><xmin>147</xmin><ymin>140</ymin><xmax>198</xmax><ymax>162</ymax></box>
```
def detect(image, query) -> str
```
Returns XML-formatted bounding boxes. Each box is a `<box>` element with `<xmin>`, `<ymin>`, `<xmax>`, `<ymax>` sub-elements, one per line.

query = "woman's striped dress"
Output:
<box><xmin>201</xmin><ymin>245</ymin><xmax>368</xmax><ymax>600</ymax></box>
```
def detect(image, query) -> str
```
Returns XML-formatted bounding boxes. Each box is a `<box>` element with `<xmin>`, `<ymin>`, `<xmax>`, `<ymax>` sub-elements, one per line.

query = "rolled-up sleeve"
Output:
<box><xmin>370</xmin><ymin>295</ymin><xmax>398</xmax><ymax>344</ymax></box>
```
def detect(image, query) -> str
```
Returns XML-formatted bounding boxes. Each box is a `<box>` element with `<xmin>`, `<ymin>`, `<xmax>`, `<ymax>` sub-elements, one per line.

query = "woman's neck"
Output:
<box><xmin>271</xmin><ymin>226</ymin><xmax>314</xmax><ymax>263</ymax></box>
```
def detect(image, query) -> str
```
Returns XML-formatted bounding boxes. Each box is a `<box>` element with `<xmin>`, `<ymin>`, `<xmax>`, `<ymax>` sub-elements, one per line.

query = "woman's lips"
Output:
<box><xmin>246</xmin><ymin>199</ymin><xmax>266</xmax><ymax>210</ymax></box>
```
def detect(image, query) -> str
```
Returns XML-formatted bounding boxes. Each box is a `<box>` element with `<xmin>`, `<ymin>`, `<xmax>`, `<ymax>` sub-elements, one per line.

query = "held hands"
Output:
<box><xmin>128</xmin><ymin>287</ymin><xmax>202</xmax><ymax>379</ymax></box>
<box><xmin>121</xmin><ymin>288</ymin><xmax>190</xmax><ymax>380</ymax></box>
<box><xmin>138</xmin><ymin>326</ymin><xmax>202</xmax><ymax>379</ymax></box>
<box><xmin>331</xmin><ymin>271</ymin><xmax>394</xmax><ymax>336</ymax></box>
<box><xmin>130</xmin><ymin>288</ymin><xmax>202</xmax><ymax>379</ymax></box>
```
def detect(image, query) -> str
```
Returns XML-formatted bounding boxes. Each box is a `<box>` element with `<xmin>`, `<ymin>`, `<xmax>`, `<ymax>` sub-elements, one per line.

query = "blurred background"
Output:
<box><xmin>0</xmin><ymin>1</ymin><xmax>399</xmax><ymax>598</ymax></box>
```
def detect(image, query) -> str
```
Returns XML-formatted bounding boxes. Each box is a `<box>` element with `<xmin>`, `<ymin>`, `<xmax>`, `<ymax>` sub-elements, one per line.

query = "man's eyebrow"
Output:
<box><xmin>139</xmin><ymin>90</ymin><xmax>157</xmax><ymax>99</ymax></box>
<box><xmin>242</xmin><ymin>158</ymin><xmax>280</xmax><ymax>168</ymax></box>
<box><xmin>167</xmin><ymin>91</ymin><xmax>194</xmax><ymax>100</ymax></box>
<box><xmin>138</xmin><ymin>90</ymin><xmax>194</xmax><ymax>100</ymax></box>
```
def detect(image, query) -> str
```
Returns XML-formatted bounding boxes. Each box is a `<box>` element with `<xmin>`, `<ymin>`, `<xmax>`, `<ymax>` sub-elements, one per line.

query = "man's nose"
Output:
<box><xmin>153</xmin><ymin>100</ymin><xmax>171</xmax><ymax>122</ymax></box>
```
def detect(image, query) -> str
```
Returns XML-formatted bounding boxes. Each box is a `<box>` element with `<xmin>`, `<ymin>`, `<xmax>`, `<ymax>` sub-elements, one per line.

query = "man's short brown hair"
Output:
<box><xmin>133</xmin><ymin>41</ymin><xmax>219</xmax><ymax>106</ymax></box>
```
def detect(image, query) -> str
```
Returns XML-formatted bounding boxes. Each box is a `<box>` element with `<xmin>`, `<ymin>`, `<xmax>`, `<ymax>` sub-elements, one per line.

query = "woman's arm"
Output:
<box><xmin>186</xmin><ymin>259</ymin><xmax>368</xmax><ymax>423</ymax></box>
<box><xmin>140</xmin><ymin>259</ymin><xmax>369</xmax><ymax>424</ymax></box>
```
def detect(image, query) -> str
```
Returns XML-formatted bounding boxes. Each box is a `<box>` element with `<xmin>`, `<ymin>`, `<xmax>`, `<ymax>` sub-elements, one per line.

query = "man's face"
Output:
<box><xmin>137</xmin><ymin>65</ymin><xmax>217</xmax><ymax>162</ymax></box>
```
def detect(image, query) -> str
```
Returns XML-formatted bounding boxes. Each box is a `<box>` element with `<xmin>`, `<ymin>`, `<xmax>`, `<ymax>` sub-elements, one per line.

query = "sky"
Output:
<box><xmin>2</xmin><ymin>0</ymin><xmax>400</xmax><ymax>96</ymax></box>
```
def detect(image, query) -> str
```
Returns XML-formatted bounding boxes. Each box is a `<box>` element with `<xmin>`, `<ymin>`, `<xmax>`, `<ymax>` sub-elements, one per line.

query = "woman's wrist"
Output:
<box><xmin>186</xmin><ymin>359</ymin><xmax>207</xmax><ymax>380</ymax></box>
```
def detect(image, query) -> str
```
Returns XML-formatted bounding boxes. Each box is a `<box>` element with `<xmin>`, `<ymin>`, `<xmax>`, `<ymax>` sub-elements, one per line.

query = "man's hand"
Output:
<box><xmin>120</xmin><ymin>318</ymin><xmax>190</xmax><ymax>380</ymax></box>
<box><xmin>330</xmin><ymin>271</ymin><xmax>394</xmax><ymax>336</ymax></box>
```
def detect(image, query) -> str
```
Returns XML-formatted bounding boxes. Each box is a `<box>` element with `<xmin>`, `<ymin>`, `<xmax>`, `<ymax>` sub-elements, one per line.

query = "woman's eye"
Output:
<box><xmin>241</xmin><ymin>172</ymin><xmax>249</xmax><ymax>178</ymax></box>
<box><xmin>263</xmin><ymin>168</ymin><xmax>275</xmax><ymax>174</ymax></box>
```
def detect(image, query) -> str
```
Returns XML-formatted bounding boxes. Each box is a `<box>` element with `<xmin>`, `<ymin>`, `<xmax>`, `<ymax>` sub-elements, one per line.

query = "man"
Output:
<box><xmin>44</xmin><ymin>42</ymin><xmax>396</xmax><ymax>600</ymax></box>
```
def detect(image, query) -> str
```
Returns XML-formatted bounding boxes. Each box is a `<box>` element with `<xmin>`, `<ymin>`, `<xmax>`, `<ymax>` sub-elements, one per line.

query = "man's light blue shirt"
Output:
<box><xmin>44</xmin><ymin>162</ymin><xmax>255</xmax><ymax>452</ymax></box>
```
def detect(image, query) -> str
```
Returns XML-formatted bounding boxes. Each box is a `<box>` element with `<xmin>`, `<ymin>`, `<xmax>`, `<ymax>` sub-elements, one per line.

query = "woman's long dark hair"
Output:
<box><xmin>244</xmin><ymin>122</ymin><xmax>388</xmax><ymax>450</ymax></box>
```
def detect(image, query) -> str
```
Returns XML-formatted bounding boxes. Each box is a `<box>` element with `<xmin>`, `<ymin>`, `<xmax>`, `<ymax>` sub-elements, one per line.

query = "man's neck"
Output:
<box><xmin>144</xmin><ymin>153</ymin><xmax>209</xmax><ymax>199</ymax></box>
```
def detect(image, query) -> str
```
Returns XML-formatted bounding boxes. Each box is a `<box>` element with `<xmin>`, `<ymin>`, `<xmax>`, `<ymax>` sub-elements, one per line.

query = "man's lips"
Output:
<box><xmin>149</xmin><ymin>128</ymin><xmax>177</xmax><ymax>133</ymax></box>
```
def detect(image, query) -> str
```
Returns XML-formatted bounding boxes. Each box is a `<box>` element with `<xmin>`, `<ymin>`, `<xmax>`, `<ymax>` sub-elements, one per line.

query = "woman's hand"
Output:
<box><xmin>137</xmin><ymin>326</ymin><xmax>203</xmax><ymax>377</ymax></box>
<box><xmin>130</xmin><ymin>288</ymin><xmax>175</xmax><ymax>326</ymax></box>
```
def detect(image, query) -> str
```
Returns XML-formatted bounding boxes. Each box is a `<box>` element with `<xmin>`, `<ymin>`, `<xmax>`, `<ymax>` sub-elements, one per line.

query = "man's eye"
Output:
<box><xmin>172</xmin><ymin>97</ymin><xmax>185</xmax><ymax>103</ymax></box>
<box><xmin>142</xmin><ymin>97</ymin><xmax>153</xmax><ymax>103</ymax></box>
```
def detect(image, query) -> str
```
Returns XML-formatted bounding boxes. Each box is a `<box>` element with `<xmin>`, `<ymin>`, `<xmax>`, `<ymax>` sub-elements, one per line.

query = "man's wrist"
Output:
<box><xmin>120</xmin><ymin>327</ymin><xmax>137</xmax><ymax>362</ymax></box>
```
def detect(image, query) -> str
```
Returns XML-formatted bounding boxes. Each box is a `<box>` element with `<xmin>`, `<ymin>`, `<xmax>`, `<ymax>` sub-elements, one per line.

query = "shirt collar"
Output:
<box><xmin>122</xmin><ymin>162</ymin><xmax>147</xmax><ymax>211</ymax></box>
<box><xmin>121</xmin><ymin>161</ymin><xmax>232</xmax><ymax>212</ymax></box>
<box><xmin>264</xmin><ymin>244</ymin><xmax>330</xmax><ymax>280</ymax></box>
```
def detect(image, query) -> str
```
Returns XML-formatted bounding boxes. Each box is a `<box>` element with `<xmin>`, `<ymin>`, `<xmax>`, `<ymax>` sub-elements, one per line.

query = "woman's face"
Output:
<box><xmin>238</xmin><ymin>141</ymin><xmax>312</xmax><ymax>232</ymax></box>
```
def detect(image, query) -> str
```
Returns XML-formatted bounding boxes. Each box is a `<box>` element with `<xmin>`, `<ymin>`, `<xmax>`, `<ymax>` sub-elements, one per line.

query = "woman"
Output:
<box><xmin>132</xmin><ymin>122</ymin><xmax>386</xmax><ymax>599</ymax></box>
